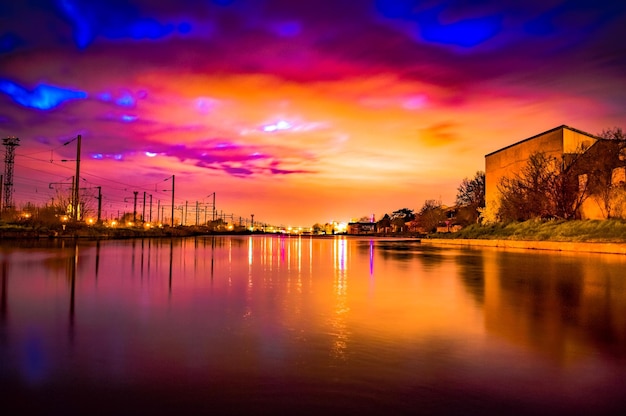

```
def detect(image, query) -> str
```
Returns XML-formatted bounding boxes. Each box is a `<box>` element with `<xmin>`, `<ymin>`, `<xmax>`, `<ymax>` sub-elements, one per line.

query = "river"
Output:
<box><xmin>1</xmin><ymin>235</ymin><xmax>625</xmax><ymax>415</ymax></box>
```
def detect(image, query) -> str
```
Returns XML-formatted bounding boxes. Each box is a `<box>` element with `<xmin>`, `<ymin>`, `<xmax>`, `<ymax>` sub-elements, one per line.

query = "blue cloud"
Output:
<box><xmin>56</xmin><ymin>0</ymin><xmax>187</xmax><ymax>49</ymax></box>
<box><xmin>0</xmin><ymin>32</ymin><xmax>22</xmax><ymax>53</ymax></box>
<box><xmin>375</xmin><ymin>0</ymin><xmax>417</xmax><ymax>19</ymax></box>
<box><xmin>212</xmin><ymin>0</ymin><xmax>236</xmax><ymax>6</ymax></box>
<box><xmin>0</xmin><ymin>80</ymin><xmax>87</xmax><ymax>110</ymax></box>
<box><xmin>418</xmin><ymin>13</ymin><xmax>502</xmax><ymax>47</ymax></box>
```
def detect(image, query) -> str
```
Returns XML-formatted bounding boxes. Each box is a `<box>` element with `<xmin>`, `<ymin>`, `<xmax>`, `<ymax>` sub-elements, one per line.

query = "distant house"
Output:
<box><xmin>347</xmin><ymin>222</ymin><xmax>377</xmax><ymax>235</ymax></box>
<box><xmin>484</xmin><ymin>125</ymin><xmax>626</xmax><ymax>221</ymax></box>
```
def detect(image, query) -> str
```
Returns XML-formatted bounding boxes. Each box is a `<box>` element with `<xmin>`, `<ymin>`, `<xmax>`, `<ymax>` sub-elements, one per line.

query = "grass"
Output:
<box><xmin>435</xmin><ymin>219</ymin><xmax>626</xmax><ymax>243</ymax></box>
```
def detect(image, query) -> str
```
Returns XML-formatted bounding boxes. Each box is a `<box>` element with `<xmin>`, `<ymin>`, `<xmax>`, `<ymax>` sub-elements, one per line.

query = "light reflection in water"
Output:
<box><xmin>330</xmin><ymin>236</ymin><xmax>349</xmax><ymax>360</ymax></box>
<box><xmin>369</xmin><ymin>239</ymin><xmax>374</xmax><ymax>276</ymax></box>
<box><xmin>1</xmin><ymin>237</ymin><xmax>625</xmax><ymax>414</ymax></box>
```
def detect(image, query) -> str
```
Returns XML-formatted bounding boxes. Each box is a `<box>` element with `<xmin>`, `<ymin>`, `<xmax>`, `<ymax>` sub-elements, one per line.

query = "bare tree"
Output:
<box><xmin>496</xmin><ymin>130</ymin><xmax>626</xmax><ymax>222</ymax></box>
<box><xmin>418</xmin><ymin>200</ymin><xmax>445</xmax><ymax>232</ymax></box>
<box><xmin>456</xmin><ymin>171</ymin><xmax>485</xmax><ymax>224</ymax></box>
<box><xmin>498</xmin><ymin>152</ymin><xmax>557</xmax><ymax>221</ymax></box>
<box><xmin>585</xmin><ymin>128</ymin><xmax>626</xmax><ymax>218</ymax></box>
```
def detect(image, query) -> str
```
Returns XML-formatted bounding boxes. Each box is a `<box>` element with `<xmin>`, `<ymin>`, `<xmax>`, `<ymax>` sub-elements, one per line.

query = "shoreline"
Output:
<box><xmin>421</xmin><ymin>238</ymin><xmax>626</xmax><ymax>255</ymax></box>
<box><xmin>2</xmin><ymin>227</ymin><xmax>625</xmax><ymax>255</ymax></box>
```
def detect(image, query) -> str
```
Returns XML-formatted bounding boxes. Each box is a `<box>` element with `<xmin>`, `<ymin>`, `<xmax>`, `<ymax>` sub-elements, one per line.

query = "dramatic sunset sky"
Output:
<box><xmin>1</xmin><ymin>0</ymin><xmax>625</xmax><ymax>226</ymax></box>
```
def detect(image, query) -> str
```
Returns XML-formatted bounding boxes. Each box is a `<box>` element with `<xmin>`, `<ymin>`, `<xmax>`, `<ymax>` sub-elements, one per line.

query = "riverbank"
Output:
<box><xmin>0</xmin><ymin>225</ymin><xmax>252</xmax><ymax>240</ymax></box>
<box><xmin>422</xmin><ymin>237</ymin><xmax>626</xmax><ymax>255</ymax></box>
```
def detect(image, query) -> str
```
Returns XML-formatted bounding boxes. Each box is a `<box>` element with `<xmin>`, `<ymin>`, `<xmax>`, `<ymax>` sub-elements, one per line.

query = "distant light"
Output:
<box><xmin>121</xmin><ymin>114</ymin><xmax>137</xmax><ymax>122</ymax></box>
<box><xmin>114</xmin><ymin>154</ymin><xmax>123</xmax><ymax>160</ymax></box>
<box><xmin>262</xmin><ymin>120</ymin><xmax>292</xmax><ymax>132</ymax></box>
<box><xmin>92</xmin><ymin>153</ymin><xmax>103</xmax><ymax>159</ymax></box>
<box><xmin>145</xmin><ymin>151</ymin><xmax>157</xmax><ymax>157</ymax></box>
<box><xmin>276</xmin><ymin>120</ymin><xmax>291</xmax><ymax>130</ymax></box>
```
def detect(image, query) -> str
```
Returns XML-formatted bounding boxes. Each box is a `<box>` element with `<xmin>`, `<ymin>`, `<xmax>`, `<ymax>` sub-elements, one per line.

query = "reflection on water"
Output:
<box><xmin>0</xmin><ymin>236</ymin><xmax>625</xmax><ymax>415</ymax></box>
<box><xmin>331</xmin><ymin>237</ymin><xmax>349</xmax><ymax>361</ymax></box>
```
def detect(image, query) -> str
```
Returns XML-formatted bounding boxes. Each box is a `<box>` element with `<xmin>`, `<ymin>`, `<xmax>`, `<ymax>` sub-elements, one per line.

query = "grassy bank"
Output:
<box><xmin>433</xmin><ymin>219</ymin><xmax>626</xmax><ymax>243</ymax></box>
<box><xmin>0</xmin><ymin>223</ymin><xmax>253</xmax><ymax>240</ymax></box>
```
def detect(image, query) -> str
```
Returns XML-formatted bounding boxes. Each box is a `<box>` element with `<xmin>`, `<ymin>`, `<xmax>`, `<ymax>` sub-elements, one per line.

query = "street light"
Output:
<box><xmin>59</xmin><ymin>135</ymin><xmax>82</xmax><ymax>221</ymax></box>
<box><xmin>206</xmin><ymin>192</ymin><xmax>216</xmax><ymax>222</ymax></box>
<box><xmin>163</xmin><ymin>175</ymin><xmax>175</xmax><ymax>226</ymax></box>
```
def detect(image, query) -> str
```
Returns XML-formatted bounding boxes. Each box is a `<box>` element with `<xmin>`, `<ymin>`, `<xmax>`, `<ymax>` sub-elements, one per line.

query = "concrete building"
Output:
<box><xmin>484</xmin><ymin>125</ymin><xmax>626</xmax><ymax>222</ymax></box>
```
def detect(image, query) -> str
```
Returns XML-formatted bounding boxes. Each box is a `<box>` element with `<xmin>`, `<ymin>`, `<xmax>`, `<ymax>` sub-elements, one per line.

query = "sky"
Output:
<box><xmin>1</xmin><ymin>0</ymin><xmax>625</xmax><ymax>227</ymax></box>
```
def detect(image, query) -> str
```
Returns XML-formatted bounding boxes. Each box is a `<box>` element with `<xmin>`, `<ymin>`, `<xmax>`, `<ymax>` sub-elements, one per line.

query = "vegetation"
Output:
<box><xmin>455</xmin><ymin>171</ymin><xmax>485</xmax><ymax>225</ymax></box>
<box><xmin>433</xmin><ymin>219</ymin><xmax>626</xmax><ymax>243</ymax></box>
<box><xmin>417</xmin><ymin>200</ymin><xmax>445</xmax><ymax>232</ymax></box>
<box><xmin>3</xmin><ymin>128</ymin><xmax>624</xmax><ymax>242</ymax></box>
<box><xmin>496</xmin><ymin>127</ymin><xmax>626</xmax><ymax>222</ymax></box>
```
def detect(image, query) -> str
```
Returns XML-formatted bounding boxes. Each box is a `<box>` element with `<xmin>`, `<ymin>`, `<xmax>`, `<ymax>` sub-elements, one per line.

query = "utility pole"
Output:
<box><xmin>0</xmin><ymin>174</ymin><xmax>3</xmax><ymax>216</ymax></box>
<box><xmin>149</xmin><ymin>194</ymin><xmax>153</xmax><ymax>223</ymax></box>
<box><xmin>196</xmin><ymin>201</ymin><xmax>199</xmax><ymax>225</ymax></box>
<box><xmin>142</xmin><ymin>192</ymin><xmax>146</xmax><ymax>223</ymax></box>
<box><xmin>251</xmin><ymin>214</ymin><xmax>254</xmax><ymax>230</ymax></box>
<box><xmin>96</xmin><ymin>186</ymin><xmax>102</xmax><ymax>223</ymax></box>
<box><xmin>171</xmin><ymin>175</ymin><xmax>175</xmax><ymax>227</ymax></box>
<box><xmin>184</xmin><ymin>200</ymin><xmax>188</xmax><ymax>226</ymax></box>
<box><xmin>133</xmin><ymin>191</ymin><xmax>138</xmax><ymax>223</ymax></box>
<box><xmin>157</xmin><ymin>200</ymin><xmax>160</xmax><ymax>223</ymax></box>
<box><xmin>72</xmin><ymin>135</ymin><xmax>81</xmax><ymax>221</ymax></box>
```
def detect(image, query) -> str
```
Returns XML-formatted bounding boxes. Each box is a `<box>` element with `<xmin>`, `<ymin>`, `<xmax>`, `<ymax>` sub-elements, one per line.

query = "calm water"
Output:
<box><xmin>1</xmin><ymin>236</ymin><xmax>625</xmax><ymax>415</ymax></box>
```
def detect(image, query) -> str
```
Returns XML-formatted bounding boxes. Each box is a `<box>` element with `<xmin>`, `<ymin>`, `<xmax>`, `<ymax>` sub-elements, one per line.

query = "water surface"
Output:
<box><xmin>1</xmin><ymin>236</ymin><xmax>625</xmax><ymax>415</ymax></box>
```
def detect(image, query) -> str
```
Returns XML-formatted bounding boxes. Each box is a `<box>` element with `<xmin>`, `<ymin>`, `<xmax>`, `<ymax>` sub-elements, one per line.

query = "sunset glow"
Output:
<box><xmin>1</xmin><ymin>0</ymin><xmax>625</xmax><ymax>225</ymax></box>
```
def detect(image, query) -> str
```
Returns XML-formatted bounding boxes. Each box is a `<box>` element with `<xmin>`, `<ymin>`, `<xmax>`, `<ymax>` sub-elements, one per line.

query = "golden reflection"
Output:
<box><xmin>309</xmin><ymin>235</ymin><xmax>313</xmax><ymax>277</ymax></box>
<box><xmin>267</xmin><ymin>236</ymin><xmax>271</xmax><ymax>271</ymax></box>
<box><xmin>334</xmin><ymin>236</ymin><xmax>348</xmax><ymax>273</ymax></box>
<box><xmin>287</xmin><ymin>235</ymin><xmax>291</xmax><ymax>272</ymax></box>
<box><xmin>228</xmin><ymin>238</ymin><xmax>232</xmax><ymax>286</ymax></box>
<box><xmin>297</xmin><ymin>236</ymin><xmax>302</xmax><ymax>294</ymax></box>
<box><xmin>330</xmin><ymin>236</ymin><xmax>350</xmax><ymax>360</ymax></box>
<box><xmin>369</xmin><ymin>239</ymin><xmax>374</xmax><ymax>277</ymax></box>
<box><xmin>248</xmin><ymin>236</ymin><xmax>253</xmax><ymax>267</ymax></box>
<box><xmin>481</xmin><ymin>250</ymin><xmax>626</xmax><ymax>363</ymax></box>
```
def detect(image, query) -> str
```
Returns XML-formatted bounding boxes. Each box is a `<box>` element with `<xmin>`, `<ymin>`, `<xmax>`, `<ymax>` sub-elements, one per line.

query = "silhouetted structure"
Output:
<box><xmin>2</xmin><ymin>137</ymin><xmax>20</xmax><ymax>211</ymax></box>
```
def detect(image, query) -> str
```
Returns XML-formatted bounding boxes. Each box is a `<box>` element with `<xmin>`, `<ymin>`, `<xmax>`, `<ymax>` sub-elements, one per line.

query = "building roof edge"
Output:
<box><xmin>484</xmin><ymin>125</ymin><xmax>600</xmax><ymax>158</ymax></box>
